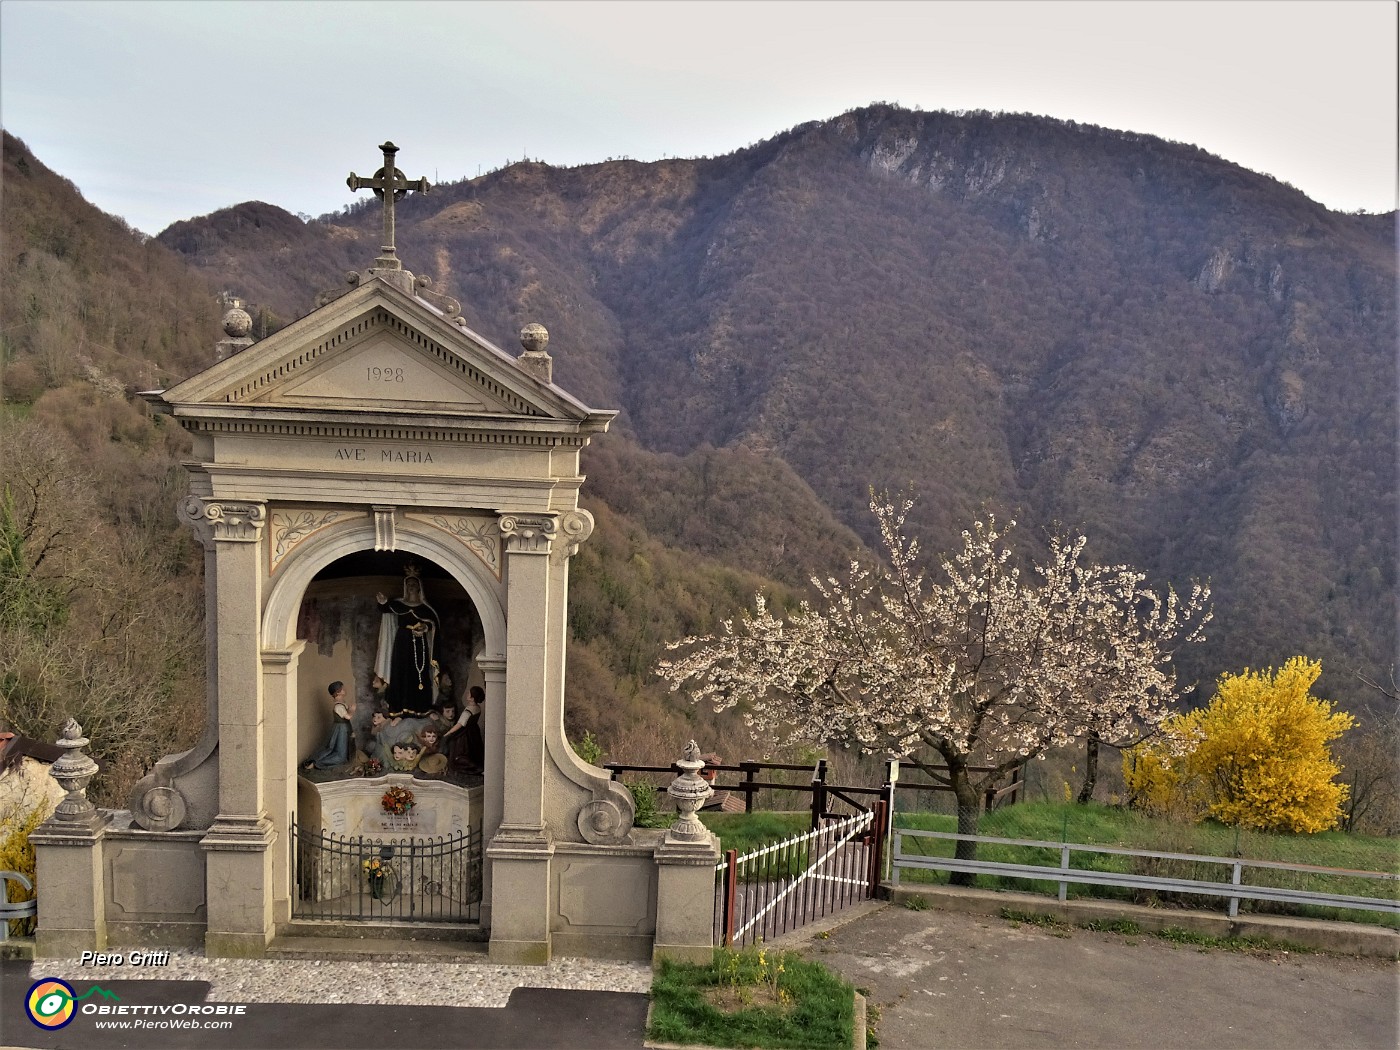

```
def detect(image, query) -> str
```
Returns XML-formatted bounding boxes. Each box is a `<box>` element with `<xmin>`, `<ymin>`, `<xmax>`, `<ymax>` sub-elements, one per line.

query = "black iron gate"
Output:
<box><xmin>291</xmin><ymin>818</ymin><xmax>482</xmax><ymax>923</ymax></box>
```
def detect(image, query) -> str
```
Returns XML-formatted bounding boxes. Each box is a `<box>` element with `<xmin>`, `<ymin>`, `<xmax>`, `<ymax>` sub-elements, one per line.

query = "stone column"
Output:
<box><xmin>30</xmin><ymin>720</ymin><xmax>111</xmax><ymax>957</ymax></box>
<box><xmin>180</xmin><ymin>496</ymin><xmax>276</xmax><ymax>957</ymax></box>
<box><xmin>486</xmin><ymin>514</ymin><xmax>556</xmax><ymax>964</ymax></box>
<box><xmin>477</xmin><ymin>655</ymin><xmax>506</xmax><ymax>931</ymax></box>
<box><xmin>261</xmin><ymin>642</ymin><xmax>304</xmax><ymax>927</ymax></box>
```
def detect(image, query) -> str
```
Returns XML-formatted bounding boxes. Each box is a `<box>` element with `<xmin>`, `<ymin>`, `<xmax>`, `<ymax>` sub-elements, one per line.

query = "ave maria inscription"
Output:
<box><xmin>335</xmin><ymin>447</ymin><xmax>435</xmax><ymax>464</ymax></box>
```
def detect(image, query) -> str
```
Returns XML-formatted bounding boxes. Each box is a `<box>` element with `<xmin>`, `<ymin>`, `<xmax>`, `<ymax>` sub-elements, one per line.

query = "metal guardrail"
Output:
<box><xmin>1</xmin><ymin>871</ymin><xmax>37</xmax><ymax>941</ymax></box>
<box><xmin>893</xmin><ymin>828</ymin><xmax>1400</xmax><ymax>918</ymax></box>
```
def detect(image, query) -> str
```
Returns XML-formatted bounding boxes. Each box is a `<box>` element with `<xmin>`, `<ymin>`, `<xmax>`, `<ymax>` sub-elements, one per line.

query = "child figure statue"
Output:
<box><xmin>303</xmin><ymin>681</ymin><xmax>354</xmax><ymax>771</ymax></box>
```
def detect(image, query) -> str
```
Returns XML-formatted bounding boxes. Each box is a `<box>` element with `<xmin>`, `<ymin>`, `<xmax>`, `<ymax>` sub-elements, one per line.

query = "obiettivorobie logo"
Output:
<box><xmin>25</xmin><ymin>978</ymin><xmax>121</xmax><ymax>1029</ymax></box>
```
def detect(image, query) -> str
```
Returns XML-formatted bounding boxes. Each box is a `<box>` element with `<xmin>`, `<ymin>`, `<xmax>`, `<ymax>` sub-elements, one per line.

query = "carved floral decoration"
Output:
<box><xmin>269</xmin><ymin>509</ymin><xmax>342</xmax><ymax>573</ymax></box>
<box><xmin>409</xmin><ymin>514</ymin><xmax>501</xmax><ymax>577</ymax></box>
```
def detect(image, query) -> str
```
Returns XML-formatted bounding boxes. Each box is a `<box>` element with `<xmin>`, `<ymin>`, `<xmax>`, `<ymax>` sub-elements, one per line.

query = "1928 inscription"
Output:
<box><xmin>367</xmin><ymin>367</ymin><xmax>405</xmax><ymax>383</ymax></box>
<box><xmin>334</xmin><ymin>447</ymin><xmax>434</xmax><ymax>464</ymax></box>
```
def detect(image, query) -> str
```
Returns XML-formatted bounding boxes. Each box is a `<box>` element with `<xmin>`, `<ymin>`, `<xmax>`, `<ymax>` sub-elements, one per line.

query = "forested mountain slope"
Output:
<box><xmin>154</xmin><ymin>105</ymin><xmax>1396</xmax><ymax>710</ymax></box>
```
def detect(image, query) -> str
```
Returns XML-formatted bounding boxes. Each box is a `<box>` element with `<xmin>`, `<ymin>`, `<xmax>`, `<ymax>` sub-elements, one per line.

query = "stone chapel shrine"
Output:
<box><xmin>31</xmin><ymin>143</ymin><xmax>718</xmax><ymax>965</ymax></box>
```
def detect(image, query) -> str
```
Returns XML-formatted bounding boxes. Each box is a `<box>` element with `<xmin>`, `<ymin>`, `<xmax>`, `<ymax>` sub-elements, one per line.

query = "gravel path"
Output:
<box><xmin>26</xmin><ymin>952</ymin><xmax>654</xmax><ymax>1009</ymax></box>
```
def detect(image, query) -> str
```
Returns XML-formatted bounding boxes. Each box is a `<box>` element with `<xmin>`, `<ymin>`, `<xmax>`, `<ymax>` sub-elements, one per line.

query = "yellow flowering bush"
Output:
<box><xmin>1125</xmin><ymin>657</ymin><xmax>1354</xmax><ymax>833</ymax></box>
<box><xmin>0</xmin><ymin>787</ymin><xmax>57</xmax><ymax>936</ymax></box>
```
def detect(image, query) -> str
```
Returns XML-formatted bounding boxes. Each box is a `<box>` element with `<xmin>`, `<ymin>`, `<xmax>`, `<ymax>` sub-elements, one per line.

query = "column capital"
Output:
<box><xmin>497</xmin><ymin>509</ymin><xmax>595</xmax><ymax>556</ymax></box>
<box><xmin>179</xmin><ymin>496</ymin><xmax>266</xmax><ymax>546</ymax></box>
<box><xmin>201</xmin><ymin>813</ymin><xmax>276</xmax><ymax>852</ymax></box>
<box><xmin>499</xmin><ymin>513</ymin><xmax>556</xmax><ymax>555</ymax></box>
<box><xmin>260</xmin><ymin>643</ymin><xmax>306</xmax><ymax>674</ymax></box>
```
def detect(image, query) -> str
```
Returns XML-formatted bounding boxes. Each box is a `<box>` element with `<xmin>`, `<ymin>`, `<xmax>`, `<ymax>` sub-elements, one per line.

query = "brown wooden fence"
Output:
<box><xmin>602</xmin><ymin>757</ymin><xmax>1026</xmax><ymax>826</ymax></box>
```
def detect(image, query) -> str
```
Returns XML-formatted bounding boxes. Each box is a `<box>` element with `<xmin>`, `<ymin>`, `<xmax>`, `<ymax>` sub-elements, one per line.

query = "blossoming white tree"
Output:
<box><xmin>657</xmin><ymin>494</ymin><xmax>1210</xmax><ymax>878</ymax></box>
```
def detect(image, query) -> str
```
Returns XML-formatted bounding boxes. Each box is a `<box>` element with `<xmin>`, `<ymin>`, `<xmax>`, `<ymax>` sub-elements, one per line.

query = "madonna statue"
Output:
<box><xmin>374</xmin><ymin>567</ymin><xmax>442</xmax><ymax>716</ymax></box>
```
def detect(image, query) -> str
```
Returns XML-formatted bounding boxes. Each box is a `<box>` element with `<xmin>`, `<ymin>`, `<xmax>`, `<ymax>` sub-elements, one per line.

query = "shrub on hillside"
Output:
<box><xmin>1124</xmin><ymin>657</ymin><xmax>1355</xmax><ymax>833</ymax></box>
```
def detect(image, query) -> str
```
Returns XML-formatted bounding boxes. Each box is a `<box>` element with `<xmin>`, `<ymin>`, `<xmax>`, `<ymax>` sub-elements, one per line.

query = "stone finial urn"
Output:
<box><xmin>517</xmin><ymin>323</ymin><xmax>553</xmax><ymax>383</ymax></box>
<box><xmin>49</xmin><ymin>718</ymin><xmax>100</xmax><ymax>822</ymax></box>
<box><xmin>215</xmin><ymin>303</ymin><xmax>255</xmax><ymax>362</ymax></box>
<box><xmin>665</xmin><ymin>740</ymin><xmax>714</xmax><ymax>842</ymax></box>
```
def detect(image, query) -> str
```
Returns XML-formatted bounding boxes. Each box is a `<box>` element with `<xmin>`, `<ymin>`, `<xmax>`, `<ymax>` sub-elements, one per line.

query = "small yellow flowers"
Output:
<box><xmin>1125</xmin><ymin>657</ymin><xmax>1354</xmax><ymax>833</ymax></box>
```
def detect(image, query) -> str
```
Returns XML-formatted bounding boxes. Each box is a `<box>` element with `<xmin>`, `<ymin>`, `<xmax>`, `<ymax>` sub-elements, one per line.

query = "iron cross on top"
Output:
<box><xmin>347</xmin><ymin>141</ymin><xmax>430</xmax><ymax>269</ymax></box>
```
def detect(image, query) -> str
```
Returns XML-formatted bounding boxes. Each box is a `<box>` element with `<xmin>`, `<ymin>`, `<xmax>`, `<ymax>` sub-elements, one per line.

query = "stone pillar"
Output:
<box><xmin>653</xmin><ymin>837</ymin><xmax>720</xmax><ymax>965</ymax></box>
<box><xmin>180</xmin><ymin>496</ymin><xmax>276</xmax><ymax>957</ymax></box>
<box><xmin>261</xmin><ymin>642</ymin><xmax>304</xmax><ymax>927</ymax></box>
<box><xmin>653</xmin><ymin>741</ymin><xmax>720</xmax><ymax>964</ymax></box>
<box><xmin>486</xmin><ymin>514</ymin><xmax>556</xmax><ymax>964</ymax></box>
<box><xmin>30</xmin><ymin>720</ymin><xmax>111</xmax><ymax>957</ymax></box>
<box><xmin>477</xmin><ymin>656</ymin><xmax>506</xmax><ymax>931</ymax></box>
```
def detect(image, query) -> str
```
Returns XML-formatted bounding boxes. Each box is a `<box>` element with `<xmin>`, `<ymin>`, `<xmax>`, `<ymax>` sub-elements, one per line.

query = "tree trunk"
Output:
<box><xmin>949</xmin><ymin>764</ymin><xmax>981</xmax><ymax>887</ymax></box>
<box><xmin>1077</xmin><ymin>731</ymin><xmax>1100</xmax><ymax>805</ymax></box>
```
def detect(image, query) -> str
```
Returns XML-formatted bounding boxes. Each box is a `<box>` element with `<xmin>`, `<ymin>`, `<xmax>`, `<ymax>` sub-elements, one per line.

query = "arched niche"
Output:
<box><xmin>262</xmin><ymin>517</ymin><xmax>505</xmax><ymax>777</ymax></box>
<box><xmin>286</xmin><ymin>551</ymin><xmax>483</xmax><ymax>770</ymax></box>
<box><xmin>262</xmin><ymin>517</ymin><xmax>506</xmax><ymax>660</ymax></box>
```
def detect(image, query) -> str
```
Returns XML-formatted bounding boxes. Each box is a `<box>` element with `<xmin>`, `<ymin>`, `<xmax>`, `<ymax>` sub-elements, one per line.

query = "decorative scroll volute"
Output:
<box><xmin>179</xmin><ymin>497</ymin><xmax>266</xmax><ymax>547</ymax></box>
<box><xmin>497</xmin><ymin>511</ymin><xmax>594</xmax><ymax>558</ymax></box>
<box><xmin>576</xmin><ymin>796</ymin><xmax>632</xmax><ymax>845</ymax></box>
<box><xmin>558</xmin><ymin>509</ymin><xmax>595</xmax><ymax>556</ymax></box>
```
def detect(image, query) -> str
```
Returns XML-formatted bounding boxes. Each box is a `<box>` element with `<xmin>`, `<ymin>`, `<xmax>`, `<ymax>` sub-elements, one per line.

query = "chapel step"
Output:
<box><xmin>269</xmin><ymin>920</ymin><xmax>488</xmax><ymax>962</ymax></box>
<box><xmin>277</xmin><ymin>918</ymin><xmax>486</xmax><ymax>941</ymax></box>
<box><xmin>267</xmin><ymin>933</ymin><xmax>489</xmax><ymax>963</ymax></box>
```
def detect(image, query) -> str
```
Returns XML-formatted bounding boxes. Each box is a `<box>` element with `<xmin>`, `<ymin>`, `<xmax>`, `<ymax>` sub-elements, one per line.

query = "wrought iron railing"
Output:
<box><xmin>291</xmin><ymin>819</ymin><xmax>482</xmax><ymax>923</ymax></box>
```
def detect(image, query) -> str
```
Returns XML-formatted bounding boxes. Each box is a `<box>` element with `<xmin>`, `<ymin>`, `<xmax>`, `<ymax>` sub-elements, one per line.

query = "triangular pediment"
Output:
<box><xmin>246</xmin><ymin>318</ymin><xmax>533</xmax><ymax>415</ymax></box>
<box><xmin>158</xmin><ymin>279</ymin><xmax>601</xmax><ymax>425</ymax></box>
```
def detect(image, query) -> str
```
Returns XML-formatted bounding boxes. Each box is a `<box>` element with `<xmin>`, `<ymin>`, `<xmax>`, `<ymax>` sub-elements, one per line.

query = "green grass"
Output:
<box><xmin>649</xmin><ymin>947</ymin><xmax>855</xmax><ymax>1050</ymax></box>
<box><xmin>702</xmin><ymin>812</ymin><xmax>817</xmax><ymax>881</ymax></box>
<box><xmin>1080</xmin><ymin>917</ymin><xmax>1143</xmax><ymax>936</ymax></box>
<box><xmin>703</xmin><ymin>811</ymin><xmax>812</xmax><ymax>856</ymax></box>
<box><xmin>894</xmin><ymin>801</ymin><xmax>1400</xmax><ymax>928</ymax></box>
<box><xmin>1150</xmin><ymin>925</ymin><xmax>1316</xmax><ymax>953</ymax></box>
<box><xmin>999</xmin><ymin>907</ymin><xmax>1073</xmax><ymax>936</ymax></box>
<box><xmin>998</xmin><ymin>906</ymin><xmax>1321</xmax><ymax>955</ymax></box>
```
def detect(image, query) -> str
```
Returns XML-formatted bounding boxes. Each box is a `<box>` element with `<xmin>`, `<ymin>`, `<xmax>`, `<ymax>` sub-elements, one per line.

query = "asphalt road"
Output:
<box><xmin>0</xmin><ymin>962</ymin><xmax>647</xmax><ymax>1050</ymax></box>
<box><xmin>796</xmin><ymin>903</ymin><xmax>1400</xmax><ymax>1050</ymax></box>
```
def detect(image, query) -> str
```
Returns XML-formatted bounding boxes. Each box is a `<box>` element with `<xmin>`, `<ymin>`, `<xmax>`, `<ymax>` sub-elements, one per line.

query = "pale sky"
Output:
<box><xmin>1</xmin><ymin>0</ymin><xmax>1395</xmax><ymax>236</ymax></box>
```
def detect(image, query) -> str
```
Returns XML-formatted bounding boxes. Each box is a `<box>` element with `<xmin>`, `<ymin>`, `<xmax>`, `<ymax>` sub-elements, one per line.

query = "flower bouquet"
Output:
<box><xmin>362</xmin><ymin>856</ymin><xmax>389</xmax><ymax>900</ymax></box>
<box><xmin>381</xmin><ymin>785</ymin><xmax>415</xmax><ymax>816</ymax></box>
<box><xmin>358</xmin><ymin>758</ymin><xmax>383</xmax><ymax>778</ymax></box>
